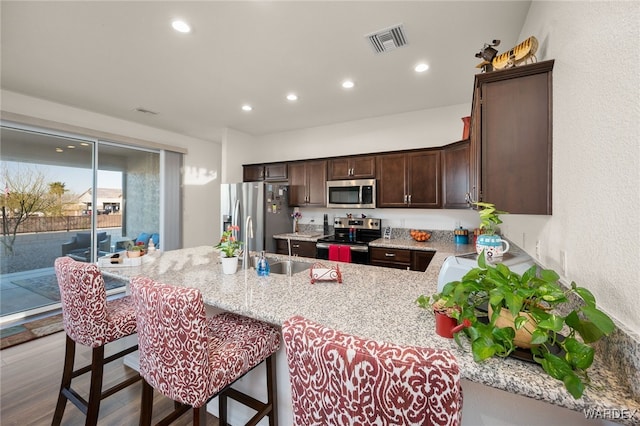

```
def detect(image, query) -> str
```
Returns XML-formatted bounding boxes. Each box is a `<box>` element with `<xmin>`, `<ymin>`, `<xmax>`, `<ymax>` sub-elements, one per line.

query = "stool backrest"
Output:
<box><xmin>129</xmin><ymin>276</ymin><xmax>213</xmax><ymax>407</ymax></box>
<box><xmin>282</xmin><ymin>315</ymin><xmax>463</xmax><ymax>426</ymax></box>
<box><xmin>54</xmin><ymin>256</ymin><xmax>110</xmax><ymax>347</ymax></box>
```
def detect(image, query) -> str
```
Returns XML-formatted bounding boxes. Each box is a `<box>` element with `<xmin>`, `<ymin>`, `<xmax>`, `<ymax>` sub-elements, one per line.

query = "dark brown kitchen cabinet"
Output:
<box><xmin>470</xmin><ymin>60</ymin><xmax>554</xmax><ymax>214</ymax></box>
<box><xmin>243</xmin><ymin>164</ymin><xmax>264</xmax><ymax>182</ymax></box>
<box><xmin>275</xmin><ymin>239</ymin><xmax>316</xmax><ymax>258</ymax></box>
<box><xmin>411</xmin><ymin>250</ymin><xmax>435</xmax><ymax>272</ymax></box>
<box><xmin>370</xmin><ymin>247</ymin><xmax>435</xmax><ymax>271</ymax></box>
<box><xmin>243</xmin><ymin>163</ymin><xmax>288</xmax><ymax>182</ymax></box>
<box><xmin>288</xmin><ymin>160</ymin><xmax>327</xmax><ymax>207</ymax></box>
<box><xmin>370</xmin><ymin>247</ymin><xmax>411</xmax><ymax>270</ymax></box>
<box><xmin>442</xmin><ymin>140</ymin><xmax>470</xmax><ymax>209</ymax></box>
<box><xmin>377</xmin><ymin>150</ymin><xmax>441</xmax><ymax>208</ymax></box>
<box><xmin>328</xmin><ymin>155</ymin><xmax>376</xmax><ymax>180</ymax></box>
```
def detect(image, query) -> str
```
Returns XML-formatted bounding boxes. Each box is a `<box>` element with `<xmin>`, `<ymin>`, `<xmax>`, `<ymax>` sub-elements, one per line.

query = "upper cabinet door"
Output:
<box><xmin>442</xmin><ymin>140</ymin><xmax>470</xmax><ymax>209</ymax></box>
<box><xmin>288</xmin><ymin>160</ymin><xmax>326</xmax><ymax>207</ymax></box>
<box><xmin>407</xmin><ymin>150</ymin><xmax>441</xmax><ymax>208</ymax></box>
<box><xmin>472</xmin><ymin>60</ymin><xmax>554</xmax><ymax>214</ymax></box>
<box><xmin>243</xmin><ymin>165</ymin><xmax>264</xmax><ymax>182</ymax></box>
<box><xmin>376</xmin><ymin>153</ymin><xmax>407</xmax><ymax>207</ymax></box>
<box><xmin>305</xmin><ymin>160</ymin><xmax>327</xmax><ymax>206</ymax></box>
<box><xmin>328</xmin><ymin>156</ymin><xmax>376</xmax><ymax>180</ymax></box>
<box><xmin>264</xmin><ymin>163</ymin><xmax>288</xmax><ymax>181</ymax></box>
<box><xmin>376</xmin><ymin>151</ymin><xmax>440</xmax><ymax>208</ymax></box>
<box><xmin>288</xmin><ymin>163</ymin><xmax>307</xmax><ymax>206</ymax></box>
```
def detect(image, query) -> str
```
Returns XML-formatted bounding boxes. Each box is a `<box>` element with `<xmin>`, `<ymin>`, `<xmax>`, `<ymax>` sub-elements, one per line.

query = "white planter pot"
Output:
<box><xmin>221</xmin><ymin>256</ymin><xmax>239</xmax><ymax>275</ymax></box>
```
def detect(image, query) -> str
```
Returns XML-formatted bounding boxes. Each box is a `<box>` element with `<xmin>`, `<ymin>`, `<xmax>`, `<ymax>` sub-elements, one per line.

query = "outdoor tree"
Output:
<box><xmin>2</xmin><ymin>166</ymin><xmax>57</xmax><ymax>254</ymax></box>
<box><xmin>48</xmin><ymin>181</ymin><xmax>67</xmax><ymax>216</ymax></box>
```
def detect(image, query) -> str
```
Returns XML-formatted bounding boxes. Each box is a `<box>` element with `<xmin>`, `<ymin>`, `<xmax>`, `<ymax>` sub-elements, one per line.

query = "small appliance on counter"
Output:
<box><xmin>437</xmin><ymin>248</ymin><xmax>536</xmax><ymax>292</ymax></box>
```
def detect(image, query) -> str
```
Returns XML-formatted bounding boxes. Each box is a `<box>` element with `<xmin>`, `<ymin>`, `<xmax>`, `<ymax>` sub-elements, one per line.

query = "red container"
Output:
<box><xmin>435</xmin><ymin>312</ymin><xmax>458</xmax><ymax>338</ymax></box>
<box><xmin>461</xmin><ymin>116</ymin><xmax>471</xmax><ymax>140</ymax></box>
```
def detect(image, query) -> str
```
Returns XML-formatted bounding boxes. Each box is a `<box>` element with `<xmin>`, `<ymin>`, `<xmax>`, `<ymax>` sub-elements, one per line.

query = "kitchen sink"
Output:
<box><xmin>269</xmin><ymin>260</ymin><xmax>313</xmax><ymax>275</ymax></box>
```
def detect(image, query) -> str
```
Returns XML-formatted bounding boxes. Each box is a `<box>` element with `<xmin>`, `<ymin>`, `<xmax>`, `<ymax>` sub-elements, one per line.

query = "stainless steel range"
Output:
<box><xmin>316</xmin><ymin>217</ymin><xmax>381</xmax><ymax>264</ymax></box>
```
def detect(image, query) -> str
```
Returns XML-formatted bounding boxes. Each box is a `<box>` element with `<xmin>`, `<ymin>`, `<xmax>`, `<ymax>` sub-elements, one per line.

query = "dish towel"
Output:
<box><xmin>338</xmin><ymin>246</ymin><xmax>352</xmax><ymax>263</ymax></box>
<box><xmin>329</xmin><ymin>245</ymin><xmax>340</xmax><ymax>261</ymax></box>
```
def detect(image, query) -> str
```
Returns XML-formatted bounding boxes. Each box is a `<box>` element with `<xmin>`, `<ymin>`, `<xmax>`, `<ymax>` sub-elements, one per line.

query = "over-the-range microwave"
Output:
<box><xmin>326</xmin><ymin>179</ymin><xmax>376</xmax><ymax>209</ymax></box>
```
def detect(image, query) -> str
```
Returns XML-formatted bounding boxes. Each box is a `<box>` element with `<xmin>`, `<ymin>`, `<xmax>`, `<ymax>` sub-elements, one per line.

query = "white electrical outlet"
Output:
<box><xmin>535</xmin><ymin>240</ymin><xmax>541</xmax><ymax>259</ymax></box>
<box><xmin>560</xmin><ymin>250</ymin><xmax>567</xmax><ymax>276</ymax></box>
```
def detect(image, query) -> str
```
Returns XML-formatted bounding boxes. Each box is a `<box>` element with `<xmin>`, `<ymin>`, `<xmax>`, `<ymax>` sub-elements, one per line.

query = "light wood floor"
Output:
<box><xmin>0</xmin><ymin>330</ymin><xmax>219</xmax><ymax>425</ymax></box>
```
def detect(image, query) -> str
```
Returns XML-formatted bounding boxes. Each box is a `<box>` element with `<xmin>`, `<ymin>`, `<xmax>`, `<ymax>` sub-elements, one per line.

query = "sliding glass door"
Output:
<box><xmin>0</xmin><ymin>125</ymin><xmax>160</xmax><ymax>323</ymax></box>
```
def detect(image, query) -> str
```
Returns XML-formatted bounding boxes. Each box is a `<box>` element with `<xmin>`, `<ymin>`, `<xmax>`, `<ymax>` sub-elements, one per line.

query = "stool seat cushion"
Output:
<box><xmin>131</xmin><ymin>277</ymin><xmax>280</xmax><ymax>408</ymax></box>
<box><xmin>283</xmin><ymin>315</ymin><xmax>463</xmax><ymax>426</ymax></box>
<box><xmin>55</xmin><ymin>256</ymin><xmax>137</xmax><ymax>348</ymax></box>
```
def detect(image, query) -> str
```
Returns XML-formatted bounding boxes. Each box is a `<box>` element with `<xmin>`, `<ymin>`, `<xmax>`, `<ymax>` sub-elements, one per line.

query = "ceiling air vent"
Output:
<box><xmin>134</xmin><ymin>107</ymin><xmax>159</xmax><ymax>115</ymax></box>
<box><xmin>365</xmin><ymin>24</ymin><xmax>407</xmax><ymax>54</ymax></box>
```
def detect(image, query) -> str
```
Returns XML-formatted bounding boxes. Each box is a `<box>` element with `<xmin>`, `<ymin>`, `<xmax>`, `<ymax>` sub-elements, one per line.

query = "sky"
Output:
<box><xmin>3</xmin><ymin>161</ymin><xmax>122</xmax><ymax>195</ymax></box>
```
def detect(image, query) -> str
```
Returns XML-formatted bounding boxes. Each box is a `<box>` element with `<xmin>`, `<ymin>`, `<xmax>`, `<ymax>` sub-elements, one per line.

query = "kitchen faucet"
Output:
<box><xmin>243</xmin><ymin>216</ymin><xmax>253</xmax><ymax>270</ymax></box>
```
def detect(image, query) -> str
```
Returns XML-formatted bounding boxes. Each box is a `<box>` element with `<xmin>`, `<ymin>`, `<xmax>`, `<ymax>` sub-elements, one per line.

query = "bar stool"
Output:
<box><xmin>52</xmin><ymin>256</ymin><xmax>141</xmax><ymax>425</ymax></box>
<box><xmin>282</xmin><ymin>315</ymin><xmax>464</xmax><ymax>426</ymax></box>
<box><xmin>129</xmin><ymin>276</ymin><xmax>280</xmax><ymax>426</ymax></box>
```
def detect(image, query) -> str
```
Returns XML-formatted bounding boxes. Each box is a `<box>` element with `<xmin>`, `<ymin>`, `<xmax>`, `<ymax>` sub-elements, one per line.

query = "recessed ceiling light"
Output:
<box><xmin>55</xmin><ymin>148</ymin><xmax>63</xmax><ymax>153</ymax></box>
<box><xmin>67</xmin><ymin>145</ymin><xmax>76</xmax><ymax>149</ymax></box>
<box><xmin>286</xmin><ymin>93</ymin><xmax>298</xmax><ymax>101</ymax></box>
<box><xmin>342</xmin><ymin>80</ymin><xmax>355</xmax><ymax>89</ymax></box>
<box><xmin>415</xmin><ymin>63</ymin><xmax>429</xmax><ymax>73</ymax></box>
<box><xmin>80</xmin><ymin>142</ymin><xmax>90</xmax><ymax>147</ymax></box>
<box><xmin>242</xmin><ymin>105</ymin><xmax>253</xmax><ymax>112</ymax></box>
<box><xmin>171</xmin><ymin>20</ymin><xmax>191</xmax><ymax>33</ymax></box>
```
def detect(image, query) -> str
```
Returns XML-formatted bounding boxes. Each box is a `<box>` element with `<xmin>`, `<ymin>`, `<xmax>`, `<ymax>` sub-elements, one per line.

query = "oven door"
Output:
<box><xmin>316</xmin><ymin>242</ymin><xmax>369</xmax><ymax>264</ymax></box>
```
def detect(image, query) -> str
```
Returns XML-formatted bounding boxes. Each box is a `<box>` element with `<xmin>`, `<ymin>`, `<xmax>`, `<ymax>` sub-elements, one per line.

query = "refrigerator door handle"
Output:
<box><xmin>232</xmin><ymin>199</ymin><xmax>240</xmax><ymax>240</ymax></box>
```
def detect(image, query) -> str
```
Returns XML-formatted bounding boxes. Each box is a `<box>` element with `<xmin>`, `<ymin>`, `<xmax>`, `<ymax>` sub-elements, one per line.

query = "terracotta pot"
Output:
<box><xmin>489</xmin><ymin>306</ymin><xmax>537</xmax><ymax>349</ymax></box>
<box><xmin>127</xmin><ymin>250</ymin><xmax>142</xmax><ymax>258</ymax></box>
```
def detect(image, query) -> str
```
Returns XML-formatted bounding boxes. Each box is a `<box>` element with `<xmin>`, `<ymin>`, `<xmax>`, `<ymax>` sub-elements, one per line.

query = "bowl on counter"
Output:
<box><xmin>410</xmin><ymin>230</ymin><xmax>431</xmax><ymax>242</ymax></box>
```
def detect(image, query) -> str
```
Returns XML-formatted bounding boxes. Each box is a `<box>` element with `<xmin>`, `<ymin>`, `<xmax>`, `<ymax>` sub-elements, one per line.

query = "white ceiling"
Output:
<box><xmin>1</xmin><ymin>1</ymin><xmax>532</xmax><ymax>142</ymax></box>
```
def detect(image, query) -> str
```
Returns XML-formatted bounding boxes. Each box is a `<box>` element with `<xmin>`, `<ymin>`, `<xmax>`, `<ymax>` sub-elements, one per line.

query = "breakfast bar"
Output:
<box><xmin>102</xmin><ymin>245</ymin><xmax>639</xmax><ymax>425</ymax></box>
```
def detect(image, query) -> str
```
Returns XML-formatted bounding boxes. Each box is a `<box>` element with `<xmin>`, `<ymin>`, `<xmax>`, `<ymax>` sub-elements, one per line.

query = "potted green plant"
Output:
<box><xmin>474</xmin><ymin>201</ymin><xmax>510</xmax><ymax>257</ymax></box>
<box><xmin>126</xmin><ymin>241</ymin><xmax>145</xmax><ymax>258</ymax></box>
<box><xmin>215</xmin><ymin>225</ymin><xmax>243</xmax><ymax>274</ymax></box>
<box><xmin>418</xmin><ymin>252</ymin><xmax>615</xmax><ymax>399</ymax></box>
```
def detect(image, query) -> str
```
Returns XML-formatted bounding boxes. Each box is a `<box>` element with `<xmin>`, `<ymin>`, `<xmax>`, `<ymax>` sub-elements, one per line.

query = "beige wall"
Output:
<box><xmin>508</xmin><ymin>0</ymin><xmax>640</xmax><ymax>332</ymax></box>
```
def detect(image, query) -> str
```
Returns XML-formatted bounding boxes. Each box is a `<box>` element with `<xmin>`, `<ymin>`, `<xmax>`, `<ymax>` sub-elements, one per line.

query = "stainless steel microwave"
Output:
<box><xmin>326</xmin><ymin>179</ymin><xmax>376</xmax><ymax>209</ymax></box>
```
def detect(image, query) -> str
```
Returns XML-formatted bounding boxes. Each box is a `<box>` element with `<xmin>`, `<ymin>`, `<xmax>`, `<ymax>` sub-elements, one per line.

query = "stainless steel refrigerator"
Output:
<box><xmin>221</xmin><ymin>182</ymin><xmax>292</xmax><ymax>254</ymax></box>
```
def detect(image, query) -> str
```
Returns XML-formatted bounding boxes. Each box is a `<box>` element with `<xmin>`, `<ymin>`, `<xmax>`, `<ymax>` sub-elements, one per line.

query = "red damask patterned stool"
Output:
<box><xmin>130</xmin><ymin>276</ymin><xmax>280</xmax><ymax>426</ymax></box>
<box><xmin>282</xmin><ymin>315</ymin><xmax>464</xmax><ymax>426</ymax></box>
<box><xmin>52</xmin><ymin>256</ymin><xmax>141</xmax><ymax>425</ymax></box>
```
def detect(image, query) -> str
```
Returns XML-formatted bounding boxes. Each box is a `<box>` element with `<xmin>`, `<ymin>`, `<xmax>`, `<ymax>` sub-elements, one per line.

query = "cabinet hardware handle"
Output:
<box><xmin>466</xmin><ymin>189</ymin><xmax>477</xmax><ymax>205</ymax></box>
<box><xmin>408</xmin><ymin>194</ymin><xmax>412</xmax><ymax>204</ymax></box>
<box><xmin>384</xmin><ymin>253</ymin><xmax>396</xmax><ymax>257</ymax></box>
<box><xmin>293</xmin><ymin>244</ymin><xmax>300</xmax><ymax>248</ymax></box>
<box><xmin>404</xmin><ymin>194</ymin><xmax>408</xmax><ymax>203</ymax></box>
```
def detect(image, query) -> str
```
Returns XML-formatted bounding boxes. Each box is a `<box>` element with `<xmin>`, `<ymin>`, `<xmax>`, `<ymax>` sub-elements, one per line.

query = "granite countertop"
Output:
<box><xmin>103</xmin><ymin>246</ymin><xmax>639</xmax><ymax>424</ymax></box>
<box><xmin>368</xmin><ymin>238</ymin><xmax>476</xmax><ymax>254</ymax></box>
<box><xmin>273</xmin><ymin>232</ymin><xmax>327</xmax><ymax>242</ymax></box>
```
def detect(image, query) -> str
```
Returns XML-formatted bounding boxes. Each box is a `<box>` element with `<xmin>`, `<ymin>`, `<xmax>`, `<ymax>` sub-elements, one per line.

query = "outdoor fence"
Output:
<box><xmin>2</xmin><ymin>214</ymin><xmax>122</xmax><ymax>234</ymax></box>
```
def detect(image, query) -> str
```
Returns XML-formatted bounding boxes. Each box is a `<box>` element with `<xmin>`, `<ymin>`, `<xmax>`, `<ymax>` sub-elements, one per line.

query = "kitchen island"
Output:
<box><xmin>102</xmin><ymin>246</ymin><xmax>639</xmax><ymax>425</ymax></box>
